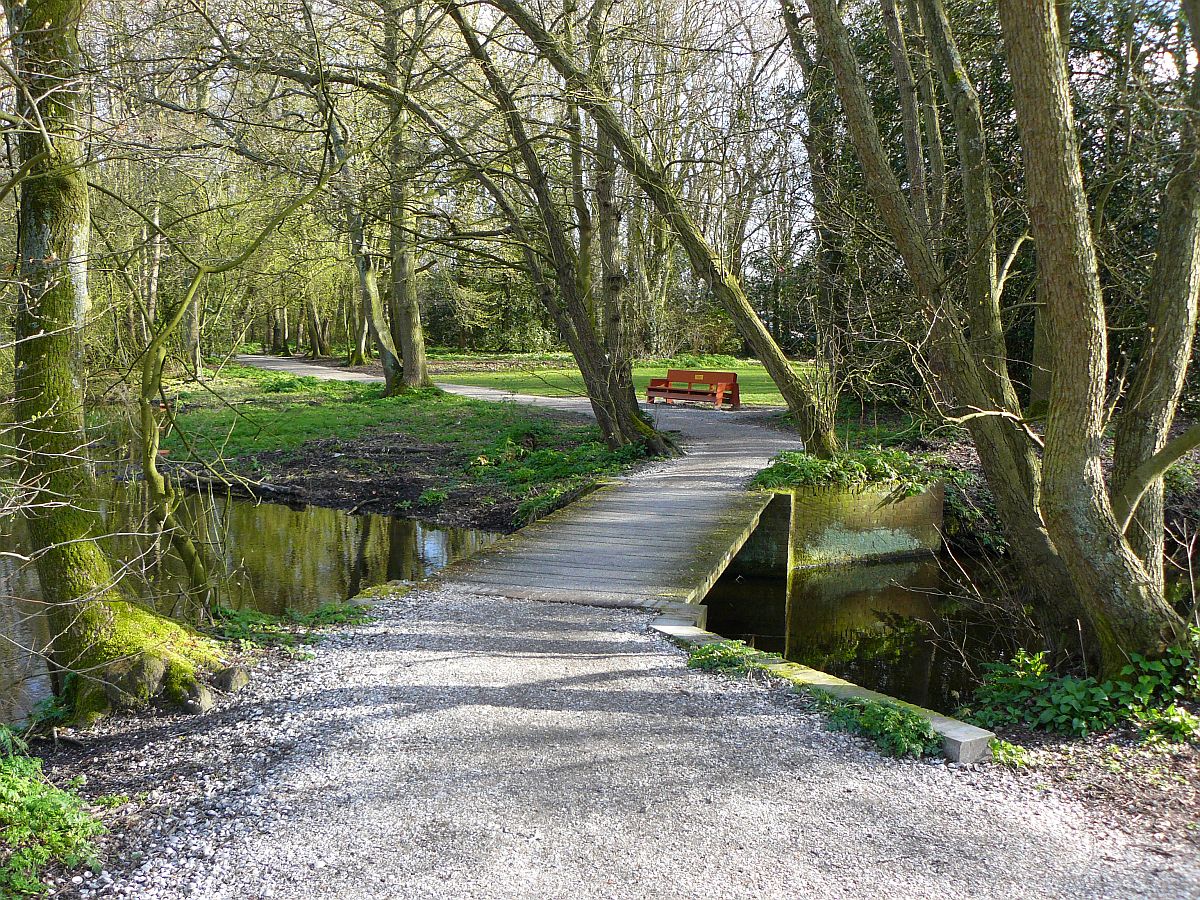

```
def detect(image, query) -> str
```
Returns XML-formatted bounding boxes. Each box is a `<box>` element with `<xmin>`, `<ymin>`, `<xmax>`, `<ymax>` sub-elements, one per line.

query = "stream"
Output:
<box><xmin>703</xmin><ymin>556</ymin><xmax>1026</xmax><ymax>715</ymax></box>
<box><xmin>0</xmin><ymin>480</ymin><xmax>496</xmax><ymax>723</ymax></box>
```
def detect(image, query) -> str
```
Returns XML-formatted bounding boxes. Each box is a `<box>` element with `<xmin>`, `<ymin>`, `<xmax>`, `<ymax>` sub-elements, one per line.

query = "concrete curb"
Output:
<box><xmin>648</xmin><ymin>606</ymin><xmax>995</xmax><ymax>764</ymax></box>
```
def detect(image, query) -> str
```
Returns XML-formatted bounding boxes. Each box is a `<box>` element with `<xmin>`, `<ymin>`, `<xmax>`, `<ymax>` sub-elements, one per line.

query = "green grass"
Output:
<box><xmin>436</xmin><ymin>354</ymin><xmax>802</xmax><ymax>407</ymax></box>
<box><xmin>0</xmin><ymin>727</ymin><xmax>103</xmax><ymax>896</ymax></box>
<box><xmin>165</xmin><ymin>364</ymin><xmax>648</xmax><ymax>526</ymax></box>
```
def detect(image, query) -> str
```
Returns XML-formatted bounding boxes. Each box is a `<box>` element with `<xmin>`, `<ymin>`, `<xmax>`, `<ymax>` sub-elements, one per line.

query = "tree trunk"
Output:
<box><xmin>383</xmin><ymin>5</ymin><xmax>433</xmax><ymax>389</ymax></box>
<box><xmin>6</xmin><ymin>0</ymin><xmax>218</xmax><ymax>716</ymax></box>
<box><xmin>998</xmin><ymin>0</ymin><xmax>1184</xmax><ymax>669</ymax></box>
<box><xmin>306</xmin><ymin>296</ymin><xmax>331</xmax><ymax>358</ymax></box>
<box><xmin>326</xmin><ymin>112</ymin><xmax>402</xmax><ymax>390</ymax></box>
<box><xmin>1111</xmin><ymin>4</ymin><xmax>1200</xmax><ymax>593</ymax></box>
<box><xmin>350</xmin><ymin>211</ymin><xmax>403</xmax><ymax>393</ymax></box>
<box><xmin>389</xmin><ymin>172</ymin><xmax>432</xmax><ymax>388</ymax></box>
<box><xmin>183</xmin><ymin>286</ymin><xmax>202</xmax><ymax>374</ymax></box>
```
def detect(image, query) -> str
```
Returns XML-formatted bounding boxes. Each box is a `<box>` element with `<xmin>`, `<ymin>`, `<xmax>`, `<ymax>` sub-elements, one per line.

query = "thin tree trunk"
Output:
<box><xmin>184</xmin><ymin>287</ymin><xmax>202</xmax><ymax>374</ymax></box>
<box><xmin>1111</xmin><ymin>2</ymin><xmax>1200</xmax><ymax>593</ymax></box>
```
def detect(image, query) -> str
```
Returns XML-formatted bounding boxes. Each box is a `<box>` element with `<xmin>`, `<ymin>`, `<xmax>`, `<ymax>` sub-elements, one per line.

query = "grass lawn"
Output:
<box><xmin>162</xmin><ymin>363</ymin><xmax>649</xmax><ymax>526</ymax></box>
<box><xmin>435</xmin><ymin>354</ymin><xmax>795</xmax><ymax>407</ymax></box>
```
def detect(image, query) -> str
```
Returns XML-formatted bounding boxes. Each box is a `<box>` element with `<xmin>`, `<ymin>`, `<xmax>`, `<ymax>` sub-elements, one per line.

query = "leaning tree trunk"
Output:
<box><xmin>6</xmin><ymin>0</ymin><xmax>219</xmax><ymax>717</ymax></box>
<box><xmin>326</xmin><ymin>114</ymin><xmax>402</xmax><ymax>392</ymax></box>
<box><xmin>484</xmin><ymin>0</ymin><xmax>838</xmax><ymax>456</ymax></box>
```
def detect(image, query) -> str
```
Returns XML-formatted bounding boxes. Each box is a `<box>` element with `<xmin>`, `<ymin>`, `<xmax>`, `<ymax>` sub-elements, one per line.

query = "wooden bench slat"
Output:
<box><xmin>645</xmin><ymin>368</ymin><xmax>741</xmax><ymax>410</ymax></box>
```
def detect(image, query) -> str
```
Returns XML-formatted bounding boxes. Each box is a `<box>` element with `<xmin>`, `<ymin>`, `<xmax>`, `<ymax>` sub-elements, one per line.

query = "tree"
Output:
<box><xmin>482</xmin><ymin>0</ymin><xmax>842</xmax><ymax>456</ymax></box>
<box><xmin>5</xmin><ymin>0</ymin><xmax>221</xmax><ymax>714</ymax></box>
<box><xmin>803</xmin><ymin>0</ymin><xmax>1197</xmax><ymax>669</ymax></box>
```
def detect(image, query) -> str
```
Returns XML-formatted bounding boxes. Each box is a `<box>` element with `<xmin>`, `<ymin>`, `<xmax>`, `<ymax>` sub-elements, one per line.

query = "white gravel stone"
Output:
<box><xmin>64</xmin><ymin>588</ymin><xmax>1200</xmax><ymax>900</ymax></box>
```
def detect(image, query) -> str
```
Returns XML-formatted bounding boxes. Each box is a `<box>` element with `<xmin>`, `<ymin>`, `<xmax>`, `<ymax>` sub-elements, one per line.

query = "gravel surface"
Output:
<box><xmin>42</xmin><ymin>588</ymin><xmax>1200</xmax><ymax>900</ymax></box>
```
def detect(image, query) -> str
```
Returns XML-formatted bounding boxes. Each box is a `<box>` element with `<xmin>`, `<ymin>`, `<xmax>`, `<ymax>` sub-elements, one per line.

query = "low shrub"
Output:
<box><xmin>965</xmin><ymin>632</ymin><xmax>1200</xmax><ymax>742</ymax></box>
<box><xmin>417</xmin><ymin>488</ymin><xmax>449</xmax><ymax>507</ymax></box>
<box><xmin>989</xmin><ymin>738</ymin><xmax>1032</xmax><ymax>768</ymax></box>
<box><xmin>0</xmin><ymin>727</ymin><xmax>103</xmax><ymax>896</ymax></box>
<box><xmin>686</xmin><ymin>639</ymin><xmax>778</xmax><ymax>673</ymax></box>
<box><xmin>752</xmin><ymin>446</ymin><xmax>946</xmax><ymax>496</ymax></box>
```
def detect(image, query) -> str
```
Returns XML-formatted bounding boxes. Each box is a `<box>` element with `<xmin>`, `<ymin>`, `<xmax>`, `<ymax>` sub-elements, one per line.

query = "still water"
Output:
<box><xmin>703</xmin><ymin>556</ymin><xmax>1024</xmax><ymax>714</ymax></box>
<box><xmin>0</xmin><ymin>481</ymin><xmax>496</xmax><ymax>722</ymax></box>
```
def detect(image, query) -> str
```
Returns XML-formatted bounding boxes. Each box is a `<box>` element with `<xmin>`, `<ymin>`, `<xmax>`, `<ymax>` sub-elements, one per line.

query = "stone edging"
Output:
<box><xmin>648</xmin><ymin>603</ymin><xmax>995</xmax><ymax>764</ymax></box>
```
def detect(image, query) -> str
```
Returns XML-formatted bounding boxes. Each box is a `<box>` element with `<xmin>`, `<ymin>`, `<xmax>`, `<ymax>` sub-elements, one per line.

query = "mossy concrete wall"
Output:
<box><xmin>726</xmin><ymin>493</ymin><xmax>791</xmax><ymax>576</ymax></box>
<box><xmin>728</xmin><ymin>484</ymin><xmax>944</xmax><ymax>576</ymax></box>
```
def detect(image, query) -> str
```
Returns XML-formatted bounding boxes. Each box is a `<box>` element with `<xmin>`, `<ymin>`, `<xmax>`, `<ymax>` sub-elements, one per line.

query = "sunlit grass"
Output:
<box><xmin>436</xmin><ymin>354</ymin><xmax>805</xmax><ymax>407</ymax></box>
<box><xmin>163</xmin><ymin>364</ymin><xmax>648</xmax><ymax>525</ymax></box>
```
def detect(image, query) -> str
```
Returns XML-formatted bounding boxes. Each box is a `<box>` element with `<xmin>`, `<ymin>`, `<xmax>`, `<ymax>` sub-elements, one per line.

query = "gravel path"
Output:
<box><xmin>51</xmin><ymin>588</ymin><xmax>1199</xmax><ymax>900</ymax></box>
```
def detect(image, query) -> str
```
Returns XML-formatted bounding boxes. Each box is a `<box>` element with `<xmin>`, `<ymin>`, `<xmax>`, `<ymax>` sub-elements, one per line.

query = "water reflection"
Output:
<box><xmin>703</xmin><ymin>557</ymin><xmax>1018</xmax><ymax>714</ymax></box>
<box><xmin>1</xmin><ymin>482</ymin><xmax>496</xmax><ymax>722</ymax></box>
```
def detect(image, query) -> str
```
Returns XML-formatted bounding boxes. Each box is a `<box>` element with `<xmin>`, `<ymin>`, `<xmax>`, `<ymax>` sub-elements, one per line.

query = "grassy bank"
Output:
<box><xmin>163</xmin><ymin>364</ymin><xmax>650</xmax><ymax>529</ymax></box>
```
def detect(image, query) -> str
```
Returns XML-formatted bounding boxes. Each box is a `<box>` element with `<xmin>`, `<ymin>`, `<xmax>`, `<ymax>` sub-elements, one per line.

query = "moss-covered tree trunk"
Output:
<box><xmin>7</xmin><ymin>0</ymin><xmax>219</xmax><ymax>716</ymax></box>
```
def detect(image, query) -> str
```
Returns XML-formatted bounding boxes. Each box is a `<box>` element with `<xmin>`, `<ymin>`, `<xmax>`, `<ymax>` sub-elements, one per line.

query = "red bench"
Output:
<box><xmin>645</xmin><ymin>369</ymin><xmax>741</xmax><ymax>410</ymax></box>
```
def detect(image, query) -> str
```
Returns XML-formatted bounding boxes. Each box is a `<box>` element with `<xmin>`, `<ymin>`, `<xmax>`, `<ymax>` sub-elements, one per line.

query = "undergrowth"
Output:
<box><xmin>687</xmin><ymin>639</ymin><xmax>779</xmax><ymax>672</ymax></box>
<box><xmin>752</xmin><ymin>446</ymin><xmax>947</xmax><ymax>496</ymax></box>
<box><xmin>686</xmin><ymin>640</ymin><xmax>941</xmax><ymax>758</ymax></box>
<box><xmin>821</xmin><ymin>696</ymin><xmax>942</xmax><ymax>758</ymax></box>
<box><xmin>0</xmin><ymin>727</ymin><xmax>103</xmax><ymax>896</ymax></box>
<box><xmin>964</xmin><ymin>632</ymin><xmax>1200</xmax><ymax>743</ymax></box>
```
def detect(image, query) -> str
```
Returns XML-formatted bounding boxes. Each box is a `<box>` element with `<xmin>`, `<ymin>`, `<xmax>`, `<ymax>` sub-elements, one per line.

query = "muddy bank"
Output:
<box><xmin>175</xmin><ymin>429</ymin><xmax>564</xmax><ymax>533</ymax></box>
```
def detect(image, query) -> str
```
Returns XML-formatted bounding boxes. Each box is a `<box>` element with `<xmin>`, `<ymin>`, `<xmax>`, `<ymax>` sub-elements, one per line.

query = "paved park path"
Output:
<box><xmin>79</xmin><ymin>355</ymin><xmax>1195</xmax><ymax>899</ymax></box>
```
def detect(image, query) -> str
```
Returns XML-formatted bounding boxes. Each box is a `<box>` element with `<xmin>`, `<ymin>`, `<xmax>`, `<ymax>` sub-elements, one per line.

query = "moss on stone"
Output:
<box><xmin>349</xmin><ymin>580</ymin><xmax>413</xmax><ymax>602</ymax></box>
<box><xmin>60</xmin><ymin>599</ymin><xmax>224</xmax><ymax>722</ymax></box>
